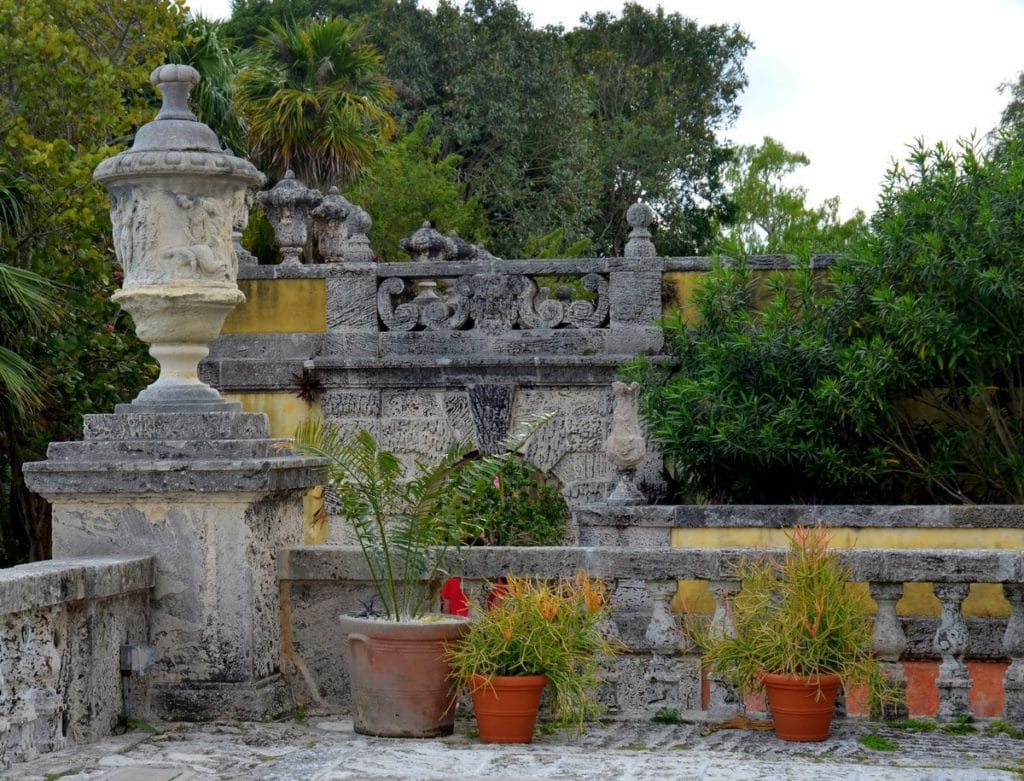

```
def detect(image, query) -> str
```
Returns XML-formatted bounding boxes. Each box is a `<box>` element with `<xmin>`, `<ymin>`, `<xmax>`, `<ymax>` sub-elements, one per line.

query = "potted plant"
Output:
<box><xmin>690</xmin><ymin>525</ymin><xmax>891</xmax><ymax>742</ymax></box>
<box><xmin>446</xmin><ymin>572</ymin><xmax>618</xmax><ymax>743</ymax></box>
<box><xmin>292</xmin><ymin>415</ymin><xmax>550</xmax><ymax>738</ymax></box>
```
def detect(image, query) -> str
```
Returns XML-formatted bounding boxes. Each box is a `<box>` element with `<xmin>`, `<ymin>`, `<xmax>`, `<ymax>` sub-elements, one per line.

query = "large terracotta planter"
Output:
<box><xmin>762</xmin><ymin>672</ymin><xmax>842</xmax><ymax>742</ymax></box>
<box><xmin>340</xmin><ymin>614</ymin><xmax>468</xmax><ymax>737</ymax></box>
<box><xmin>470</xmin><ymin>674</ymin><xmax>548</xmax><ymax>743</ymax></box>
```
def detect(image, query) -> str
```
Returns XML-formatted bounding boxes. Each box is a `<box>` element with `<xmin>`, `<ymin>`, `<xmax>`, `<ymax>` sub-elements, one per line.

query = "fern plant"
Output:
<box><xmin>292</xmin><ymin>414</ymin><xmax>552</xmax><ymax>620</ymax></box>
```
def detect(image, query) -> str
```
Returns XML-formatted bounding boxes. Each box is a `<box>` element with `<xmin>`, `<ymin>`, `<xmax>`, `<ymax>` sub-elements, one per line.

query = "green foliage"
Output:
<box><xmin>171</xmin><ymin>16</ymin><xmax>248</xmax><ymax>154</ymax></box>
<box><xmin>651</xmin><ymin>707</ymin><xmax>681</xmax><ymax>724</ymax></box>
<box><xmin>224</xmin><ymin>0</ymin><xmax>379</xmax><ymax>48</ymax></box>
<box><xmin>625</xmin><ymin>261</ymin><xmax>895</xmax><ymax>503</ymax></box>
<box><xmin>716</xmin><ymin>136</ymin><xmax>865</xmax><ymax>258</ymax></box>
<box><xmin>888</xmin><ymin>718</ymin><xmax>937</xmax><ymax>731</ymax></box>
<box><xmin>0</xmin><ymin>0</ymin><xmax>176</xmax><ymax>562</ymax></box>
<box><xmin>859</xmin><ymin>734</ymin><xmax>898</xmax><ymax>751</ymax></box>
<box><xmin>370</xmin><ymin>0</ymin><xmax>597</xmax><ymax>258</ymax></box>
<box><xmin>631</xmin><ymin>131</ymin><xmax>1024</xmax><ymax>505</ymax></box>
<box><xmin>688</xmin><ymin>527</ymin><xmax>890</xmax><ymax>704</ymax></box>
<box><xmin>941</xmin><ymin>715</ymin><xmax>978</xmax><ymax>735</ymax></box>
<box><xmin>234</xmin><ymin>16</ymin><xmax>395</xmax><ymax>187</ymax></box>
<box><xmin>112</xmin><ymin>715</ymin><xmax>157</xmax><ymax>735</ymax></box>
<box><xmin>445</xmin><ymin>573</ymin><xmax>618</xmax><ymax>729</ymax></box>
<box><xmin>345</xmin><ymin>116</ymin><xmax>488</xmax><ymax>260</ymax></box>
<box><xmin>443</xmin><ymin>456</ymin><xmax>568</xmax><ymax>546</ymax></box>
<box><xmin>292</xmin><ymin>414</ymin><xmax>552</xmax><ymax>619</ymax></box>
<box><xmin>566</xmin><ymin>4</ymin><xmax>750</xmax><ymax>256</ymax></box>
<box><xmin>984</xmin><ymin>720</ymin><xmax>1024</xmax><ymax>739</ymax></box>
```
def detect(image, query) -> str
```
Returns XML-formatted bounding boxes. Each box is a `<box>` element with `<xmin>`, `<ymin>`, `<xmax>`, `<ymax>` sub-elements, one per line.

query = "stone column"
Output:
<box><xmin>1003</xmin><ymin>584</ymin><xmax>1024</xmax><ymax>721</ymax></box>
<box><xmin>23</xmin><ymin>64</ymin><xmax>322</xmax><ymax>721</ymax></box>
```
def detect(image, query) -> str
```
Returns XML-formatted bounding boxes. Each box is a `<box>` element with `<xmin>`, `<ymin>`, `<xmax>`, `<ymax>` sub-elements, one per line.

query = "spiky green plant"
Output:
<box><xmin>292</xmin><ymin>414</ymin><xmax>552</xmax><ymax>620</ymax></box>
<box><xmin>688</xmin><ymin>526</ymin><xmax>893</xmax><ymax>705</ymax></box>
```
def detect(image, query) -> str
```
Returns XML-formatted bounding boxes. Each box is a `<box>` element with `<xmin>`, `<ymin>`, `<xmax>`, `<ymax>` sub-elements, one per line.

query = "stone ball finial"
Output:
<box><xmin>151</xmin><ymin>64</ymin><xmax>201</xmax><ymax>122</ymax></box>
<box><xmin>626</xmin><ymin>201</ymin><xmax>654</xmax><ymax>230</ymax></box>
<box><xmin>624</xmin><ymin>201</ymin><xmax>656</xmax><ymax>259</ymax></box>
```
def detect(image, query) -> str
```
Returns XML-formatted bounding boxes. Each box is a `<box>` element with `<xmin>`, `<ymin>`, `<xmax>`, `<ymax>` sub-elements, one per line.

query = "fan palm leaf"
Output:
<box><xmin>234</xmin><ymin>17</ymin><xmax>396</xmax><ymax>188</ymax></box>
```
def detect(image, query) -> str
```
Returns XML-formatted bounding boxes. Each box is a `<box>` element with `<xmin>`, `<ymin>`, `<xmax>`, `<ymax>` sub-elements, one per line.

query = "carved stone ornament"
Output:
<box><xmin>400</xmin><ymin>222</ymin><xmax>449</xmax><ymax>263</ymax></box>
<box><xmin>377</xmin><ymin>272</ymin><xmax>609</xmax><ymax>332</ymax></box>
<box><xmin>312</xmin><ymin>186</ymin><xmax>353</xmax><ymax>261</ymax></box>
<box><xmin>624</xmin><ymin>201</ymin><xmax>656</xmax><ymax>259</ymax></box>
<box><xmin>256</xmin><ymin>170</ymin><xmax>322</xmax><ymax>265</ymax></box>
<box><xmin>605</xmin><ymin>380</ymin><xmax>646</xmax><ymax>504</ymax></box>
<box><xmin>93</xmin><ymin>63</ymin><xmax>262</xmax><ymax>412</ymax></box>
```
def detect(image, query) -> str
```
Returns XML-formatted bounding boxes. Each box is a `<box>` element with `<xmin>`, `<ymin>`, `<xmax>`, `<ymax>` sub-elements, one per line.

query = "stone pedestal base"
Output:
<box><xmin>24</xmin><ymin>411</ymin><xmax>322</xmax><ymax>722</ymax></box>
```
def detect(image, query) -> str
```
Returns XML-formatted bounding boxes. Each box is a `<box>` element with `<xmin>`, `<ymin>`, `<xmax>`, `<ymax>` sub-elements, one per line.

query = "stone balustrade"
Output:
<box><xmin>279</xmin><ymin>544</ymin><xmax>1024</xmax><ymax>722</ymax></box>
<box><xmin>0</xmin><ymin>556</ymin><xmax>154</xmax><ymax>767</ymax></box>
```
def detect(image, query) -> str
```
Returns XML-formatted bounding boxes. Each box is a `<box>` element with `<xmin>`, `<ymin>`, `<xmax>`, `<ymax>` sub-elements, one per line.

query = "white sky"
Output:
<box><xmin>189</xmin><ymin>0</ymin><xmax>1024</xmax><ymax>217</ymax></box>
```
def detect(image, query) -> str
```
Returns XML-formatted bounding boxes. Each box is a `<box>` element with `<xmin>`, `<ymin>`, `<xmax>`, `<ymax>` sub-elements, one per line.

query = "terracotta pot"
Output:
<box><xmin>762</xmin><ymin>672</ymin><xmax>842</xmax><ymax>742</ymax></box>
<box><xmin>470</xmin><ymin>674</ymin><xmax>548</xmax><ymax>744</ymax></box>
<box><xmin>340</xmin><ymin>614</ymin><xmax>469</xmax><ymax>738</ymax></box>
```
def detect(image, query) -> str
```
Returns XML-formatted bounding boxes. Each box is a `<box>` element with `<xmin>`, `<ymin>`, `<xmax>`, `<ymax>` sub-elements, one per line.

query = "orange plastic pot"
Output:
<box><xmin>762</xmin><ymin>672</ymin><xmax>841</xmax><ymax>742</ymax></box>
<box><xmin>470</xmin><ymin>674</ymin><xmax>548</xmax><ymax>743</ymax></box>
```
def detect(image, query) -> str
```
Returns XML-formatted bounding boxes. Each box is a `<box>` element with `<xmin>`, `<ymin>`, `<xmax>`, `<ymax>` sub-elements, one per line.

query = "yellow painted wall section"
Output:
<box><xmin>222</xmin><ymin>278</ymin><xmax>327</xmax><ymax>334</ymax></box>
<box><xmin>671</xmin><ymin>527</ymin><xmax>1020</xmax><ymax>618</ymax></box>
<box><xmin>226</xmin><ymin>392</ymin><xmax>327</xmax><ymax>543</ymax></box>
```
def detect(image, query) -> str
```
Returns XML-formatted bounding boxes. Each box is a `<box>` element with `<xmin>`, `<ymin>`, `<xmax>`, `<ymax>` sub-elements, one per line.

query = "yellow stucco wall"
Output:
<box><xmin>671</xmin><ymin>526</ymin><xmax>1018</xmax><ymax>618</ymax></box>
<box><xmin>226</xmin><ymin>391</ymin><xmax>328</xmax><ymax>544</ymax></box>
<box><xmin>222</xmin><ymin>279</ymin><xmax>327</xmax><ymax>334</ymax></box>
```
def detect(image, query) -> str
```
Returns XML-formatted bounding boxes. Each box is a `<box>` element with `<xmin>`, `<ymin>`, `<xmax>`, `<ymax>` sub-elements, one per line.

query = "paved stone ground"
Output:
<box><xmin>7</xmin><ymin>715</ymin><xmax>1024</xmax><ymax>780</ymax></box>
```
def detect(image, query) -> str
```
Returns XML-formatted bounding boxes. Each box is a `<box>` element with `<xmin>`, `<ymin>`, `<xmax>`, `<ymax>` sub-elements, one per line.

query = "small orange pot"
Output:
<box><xmin>470</xmin><ymin>674</ymin><xmax>548</xmax><ymax>743</ymax></box>
<box><xmin>761</xmin><ymin>672</ymin><xmax>841</xmax><ymax>742</ymax></box>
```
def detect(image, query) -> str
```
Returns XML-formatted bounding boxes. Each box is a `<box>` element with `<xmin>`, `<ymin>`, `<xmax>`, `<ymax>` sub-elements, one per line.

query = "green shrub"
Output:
<box><xmin>628</xmin><ymin>133</ymin><xmax>1024</xmax><ymax>504</ymax></box>
<box><xmin>446</xmin><ymin>456</ymin><xmax>568</xmax><ymax>546</ymax></box>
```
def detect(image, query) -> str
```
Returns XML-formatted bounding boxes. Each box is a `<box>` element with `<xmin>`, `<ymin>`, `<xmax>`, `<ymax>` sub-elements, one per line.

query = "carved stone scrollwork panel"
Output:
<box><xmin>377</xmin><ymin>278</ymin><xmax>419</xmax><ymax>331</ymax></box>
<box><xmin>564</xmin><ymin>273</ymin><xmax>609</xmax><ymax>328</ymax></box>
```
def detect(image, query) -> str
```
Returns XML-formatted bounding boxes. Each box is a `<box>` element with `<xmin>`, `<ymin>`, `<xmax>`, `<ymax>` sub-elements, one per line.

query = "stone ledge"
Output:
<box><xmin>579</xmin><ymin>503</ymin><xmax>1024</xmax><ymax>530</ymax></box>
<box><xmin>23</xmin><ymin>456</ymin><xmax>324</xmax><ymax>496</ymax></box>
<box><xmin>0</xmin><ymin>555</ymin><xmax>154</xmax><ymax>615</ymax></box>
<box><xmin>279</xmin><ymin>545</ymin><xmax>1024</xmax><ymax>584</ymax></box>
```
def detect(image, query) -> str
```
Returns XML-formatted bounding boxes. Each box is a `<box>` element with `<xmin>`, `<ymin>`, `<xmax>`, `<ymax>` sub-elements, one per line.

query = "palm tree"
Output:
<box><xmin>0</xmin><ymin>169</ymin><xmax>54</xmax><ymax>414</ymax></box>
<box><xmin>171</xmin><ymin>15</ymin><xmax>247</xmax><ymax>155</ymax></box>
<box><xmin>234</xmin><ymin>17</ymin><xmax>396</xmax><ymax>188</ymax></box>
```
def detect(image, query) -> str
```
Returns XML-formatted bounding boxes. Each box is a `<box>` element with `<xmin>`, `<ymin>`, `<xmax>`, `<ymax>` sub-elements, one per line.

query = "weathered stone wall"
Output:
<box><xmin>0</xmin><ymin>556</ymin><xmax>153</xmax><ymax>769</ymax></box>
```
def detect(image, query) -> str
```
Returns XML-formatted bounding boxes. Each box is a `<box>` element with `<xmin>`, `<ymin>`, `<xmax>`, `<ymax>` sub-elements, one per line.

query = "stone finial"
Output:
<box><xmin>624</xmin><ymin>201</ymin><xmax>656</xmax><ymax>259</ymax></box>
<box><xmin>605</xmin><ymin>381</ymin><xmax>646</xmax><ymax>504</ymax></box>
<box><xmin>312</xmin><ymin>186</ymin><xmax>353</xmax><ymax>262</ymax></box>
<box><xmin>256</xmin><ymin>170</ymin><xmax>322</xmax><ymax>265</ymax></box>
<box><xmin>342</xmin><ymin>206</ymin><xmax>374</xmax><ymax>263</ymax></box>
<box><xmin>151</xmin><ymin>64</ymin><xmax>200</xmax><ymax>121</ymax></box>
<box><xmin>400</xmin><ymin>221</ymin><xmax>448</xmax><ymax>262</ymax></box>
<box><xmin>93</xmin><ymin>60</ymin><xmax>262</xmax><ymax>413</ymax></box>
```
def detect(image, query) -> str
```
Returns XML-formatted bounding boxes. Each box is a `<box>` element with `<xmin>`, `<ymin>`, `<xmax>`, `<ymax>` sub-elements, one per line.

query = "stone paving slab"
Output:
<box><xmin>6</xmin><ymin>716</ymin><xmax>1024</xmax><ymax>780</ymax></box>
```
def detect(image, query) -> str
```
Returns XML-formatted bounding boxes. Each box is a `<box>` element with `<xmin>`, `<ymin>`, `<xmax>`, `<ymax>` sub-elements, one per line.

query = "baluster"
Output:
<box><xmin>1003</xmin><ymin>583</ymin><xmax>1024</xmax><ymax>721</ymax></box>
<box><xmin>706</xmin><ymin>580</ymin><xmax>743</xmax><ymax>720</ymax></box>
<box><xmin>869</xmin><ymin>581</ymin><xmax>909</xmax><ymax>719</ymax></box>
<box><xmin>643</xmin><ymin>579</ymin><xmax>678</xmax><ymax>651</ymax></box>
<box><xmin>933</xmin><ymin>583</ymin><xmax>972</xmax><ymax>721</ymax></box>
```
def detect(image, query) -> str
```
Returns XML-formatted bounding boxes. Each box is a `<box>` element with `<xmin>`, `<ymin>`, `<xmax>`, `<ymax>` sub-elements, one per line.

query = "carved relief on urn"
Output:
<box><xmin>93</xmin><ymin>64</ymin><xmax>263</xmax><ymax>411</ymax></box>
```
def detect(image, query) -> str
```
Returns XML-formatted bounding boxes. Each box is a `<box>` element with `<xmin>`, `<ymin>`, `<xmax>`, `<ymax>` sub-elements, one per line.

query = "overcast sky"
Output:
<box><xmin>189</xmin><ymin>0</ymin><xmax>1024</xmax><ymax>218</ymax></box>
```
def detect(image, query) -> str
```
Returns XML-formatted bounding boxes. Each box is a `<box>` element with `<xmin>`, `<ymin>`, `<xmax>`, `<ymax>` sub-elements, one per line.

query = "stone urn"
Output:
<box><xmin>257</xmin><ymin>170</ymin><xmax>322</xmax><ymax>265</ymax></box>
<box><xmin>606</xmin><ymin>380</ymin><xmax>646</xmax><ymax>504</ymax></box>
<box><xmin>93</xmin><ymin>64</ymin><xmax>262</xmax><ymax>412</ymax></box>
